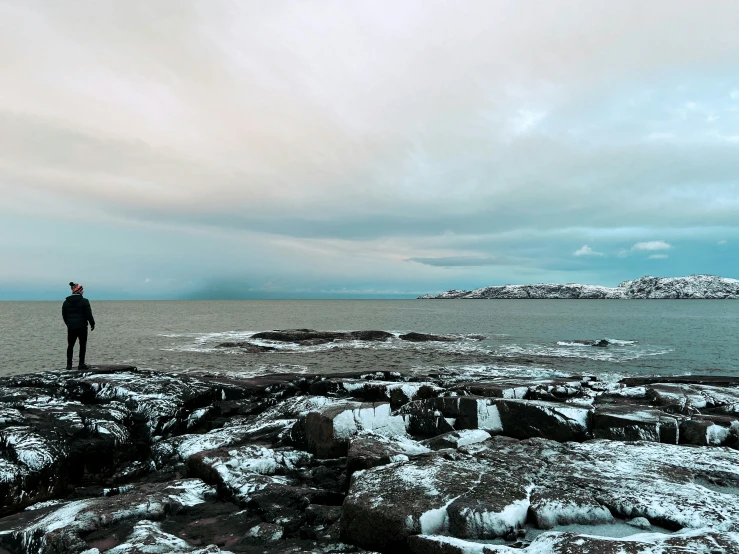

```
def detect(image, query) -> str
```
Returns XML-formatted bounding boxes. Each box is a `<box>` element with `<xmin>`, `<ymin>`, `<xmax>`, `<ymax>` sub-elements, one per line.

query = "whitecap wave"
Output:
<box><xmin>498</xmin><ymin>343</ymin><xmax>671</xmax><ymax>363</ymax></box>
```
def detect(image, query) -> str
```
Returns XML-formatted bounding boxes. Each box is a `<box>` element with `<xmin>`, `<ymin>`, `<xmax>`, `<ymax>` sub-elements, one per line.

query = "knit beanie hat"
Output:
<box><xmin>70</xmin><ymin>282</ymin><xmax>84</xmax><ymax>294</ymax></box>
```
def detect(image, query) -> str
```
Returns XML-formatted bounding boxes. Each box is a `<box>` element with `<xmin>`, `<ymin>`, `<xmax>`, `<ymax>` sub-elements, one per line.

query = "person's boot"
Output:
<box><xmin>66</xmin><ymin>363</ymin><xmax>72</xmax><ymax>370</ymax></box>
<box><xmin>78</xmin><ymin>363</ymin><xmax>91</xmax><ymax>370</ymax></box>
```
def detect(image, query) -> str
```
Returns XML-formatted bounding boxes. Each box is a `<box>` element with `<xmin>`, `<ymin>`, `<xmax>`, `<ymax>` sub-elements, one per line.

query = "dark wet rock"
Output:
<box><xmin>400</xmin><ymin>396</ymin><xmax>502</xmax><ymax>435</ymax></box>
<box><xmin>347</xmin><ymin>433</ymin><xmax>430</xmax><ymax>479</ymax></box>
<box><xmin>186</xmin><ymin>444</ymin><xmax>313</xmax><ymax>505</ymax></box>
<box><xmin>4</xmin><ymin>366</ymin><xmax>739</xmax><ymax>553</ymax></box>
<box><xmin>594</xmin><ymin>338</ymin><xmax>609</xmax><ymax>347</ymax></box>
<box><xmin>251</xmin><ymin>329</ymin><xmax>393</xmax><ymax>345</ymax></box>
<box><xmin>301</xmin><ymin>401</ymin><xmax>406</xmax><ymax>458</ymax></box>
<box><xmin>493</xmin><ymin>399</ymin><xmax>591</xmax><ymax>442</ymax></box>
<box><xmin>421</xmin><ymin>429</ymin><xmax>491</xmax><ymax>451</ymax></box>
<box><xmin>621</xmin><ymin>375</ymin><xmax>739</xmax><ymax>387</ymax></box>
<box><xmin>342</xmin><ymin>452</ymin><xmax>534</xmax><ymax>550</ymax></box>
<box><xmin>593</xmin><ymin>405</ymin><xmax>680</xmax><ymax>443</ymax></box>
<box><xmin>647</xmin><ymin>382</ymin><xmax>739</xmax><ymax>415</ymax></box>
<box><xmin>214</xmin><ymin>341</ymin><xmax>277</xmax><ymax>352</ymax></box>
<box><xmin>308</xmin><ymin>378</ymin><xmax>444</xmax><ymax>409</ymax></box>
<box><xmin>680</xmin><ymin>415</ymin><xmax>739</xmax><ymax>447</ymax></box>
<box><xmin>0</xmin><ymin>478</ymin><xmax>217</xmax><ymax>553</ymax></box>
<box><xmin>0</xmin><ymin>399</ymin><xmax>137</xmax><ymax>515</ymax></box>
<box><xmin>398</xmin><ymin>332</ymin><xmax>455</xmax><ymax>342</ymax></box>
<box><xmin>408</xmin><ymin>530</ymin><xmax>739</xmax><ymax>554</ymax></box>
<box><xmin>342</xmin><ymin>436</ymin><xmax>739</xmax><ymax>551</ymax></box>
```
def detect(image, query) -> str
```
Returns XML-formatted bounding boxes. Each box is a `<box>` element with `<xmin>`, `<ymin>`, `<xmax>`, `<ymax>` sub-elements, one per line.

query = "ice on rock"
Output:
<box><xmin>343</xmin><ymin>437</ymin><xmax>739</xmax><ymax>551</ymax></box>
<box><xmin>305</xmin><ymin>401</ymin><xmax>407</xmax><ymax>458</ymax></box>
<box><xmin>106</xmin><ymin>520</ymin><xmax>236</xmax><ymax>553</ymax></box>
<box><xmin>188</xmin><ymin>445</ymin><xmax>312</xmax><ymax>504</ymax></box>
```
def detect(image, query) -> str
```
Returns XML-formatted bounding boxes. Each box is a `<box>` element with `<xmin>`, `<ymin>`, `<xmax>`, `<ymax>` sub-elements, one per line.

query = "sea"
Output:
<box><xmin>1</xmin><ymin>299</ymin><xmax>738</xmax><ymax>381</ymax></box>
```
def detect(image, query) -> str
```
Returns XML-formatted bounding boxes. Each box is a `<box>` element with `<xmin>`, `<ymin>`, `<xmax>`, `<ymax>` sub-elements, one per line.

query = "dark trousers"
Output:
<box><xmin>67</xmin><ymin>327</ymin><xmax>88</xmax><ymax>367</ymax></box>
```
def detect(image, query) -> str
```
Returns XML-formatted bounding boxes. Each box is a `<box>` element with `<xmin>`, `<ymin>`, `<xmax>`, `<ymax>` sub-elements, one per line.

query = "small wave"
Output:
<box><xmin>498</xmin><ymin>344</ymin><xmax>671</xmax><ymax>363</ymax></box>
<box><xmin>605</xmin><ymin>338</ymin><xmax>638</xmax><ymax>346</ymax></box>
<box><xmin>411</xmin><ymin>363</ymin><xmax>574</xmax><ymax>380</ymax></box>
<box><xmin>161</xmin><ymin>329</ymin><xmax>494</xmax><ymax>356</ymax></box>
<box><xmin>556</xmin><ymin>339</ymin><xmax>638</xmax><ymax>347</ymax></box>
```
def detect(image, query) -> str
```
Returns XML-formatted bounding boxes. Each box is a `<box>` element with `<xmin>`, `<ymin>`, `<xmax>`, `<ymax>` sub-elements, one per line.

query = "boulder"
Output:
<box><xmin>593</xmin><ymin>405</ymin><xmax>680</xmax><ymax>443</ymax></box>
<box><xmin>680</xmin><ymin>416</ymin><xmax>739</xmax><ymax>447</ymax></box>
<box><xmin>647</xmin><ymin>383</ymin><xmax>739</xmax><ymax>414</ymax></box>
<box><xmin>0</xmin><ymin>479</ymin><xmax>217</xmax><ymax>553</ymax></box>
<box><xmin>308</xmin><ymin>379</ymin><xmax>444</xmax><ymax>408</ymax></box>
<box><xmin>347</xmin><ymin>433</ymin><xmax>431</xmax><ymax>479</ymax></box>
<box><xmin>186</xmin><ymin>445</ymin><xmax>312</xmax><ymax>505</ymax></box>
<box><xmin>303</xmin><ymin>401</ymin><xmax>406</xmax><ymax>458</ymax></box>
<box><xmin>401</xmin><ymin>396</ymin><xmax>503</xmax><ymax>434</ymax></box>
<box><xmin>493</xmin><ymin>399</ymin><xmax>591</xmax><ymax>442</ymax></box>
<box><xmin>422</xmin><ymin>430</ymin><xmax>491</xmax><ymax>451</ymax></box>
<box><xmin>341</xmin><ymin>450</ymin><xmax>539</xmax><ymax>551</ymax></box>
<box><xmin>342</xmin><ymin>436</ymin><xmax>739</xmax><ymax>551</ymax></box>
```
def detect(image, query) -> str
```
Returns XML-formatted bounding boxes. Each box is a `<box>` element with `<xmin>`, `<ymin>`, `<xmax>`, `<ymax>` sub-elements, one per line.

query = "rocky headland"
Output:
<box><xmin>1</xmin><ymin>354</ymin><xmax>739</xmax><ymax>553</ymax></box>
<box><xmin>419</xmin><ymin>274</ymin><xmax>739</xmax><ymax>299</ymax></box>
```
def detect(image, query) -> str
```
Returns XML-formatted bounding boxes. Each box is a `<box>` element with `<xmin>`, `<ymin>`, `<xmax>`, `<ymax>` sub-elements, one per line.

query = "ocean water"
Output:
<box><xmin>1</xmin><ymin>299</ymin><xmax>738</xmax><ymax>380</ymax></box>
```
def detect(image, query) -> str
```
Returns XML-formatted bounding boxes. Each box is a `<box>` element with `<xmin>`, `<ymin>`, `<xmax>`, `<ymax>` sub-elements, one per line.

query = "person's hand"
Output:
<box><xmin>91</xmin><ymin>325</ymin><xmax>95</xmax><ymax>331</ymax></box>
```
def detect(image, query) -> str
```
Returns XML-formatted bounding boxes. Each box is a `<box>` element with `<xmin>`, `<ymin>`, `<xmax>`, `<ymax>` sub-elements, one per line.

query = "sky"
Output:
<box><xmin>1</xmin><ymin>0</ymin><xmax>738</xmax><ymax>300</ymax></box>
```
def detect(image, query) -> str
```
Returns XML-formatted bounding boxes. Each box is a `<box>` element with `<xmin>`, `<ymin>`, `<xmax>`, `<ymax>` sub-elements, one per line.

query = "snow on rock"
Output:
<box><xmin>342</xmin><ymin>448</ymin><xmax>540</xmax><ymax>550</ymax></box>
<box><xmin>0</xmin><ymin>479</ymin><xmax>215</xmax><ymax>554</ymax></box>
<box><xmin>308</xmin><ymin>378</ymin><xmax>444</xmax><ymax>409</ymax></box>
<box><xmin>408</xmin><ymin>529</ymin><xmax>739</xmax><ymax>554</ymax></box>
<box><xmin>347</xmin><ymin>432</ymin><xmax>431</xmax><ymax>478</ymax></box>
<box><xmin>593</xmin><ymin>406</ymin><xmax>680</xmax><ymax>443</ymax></box>
<box><xmin>105</xmin><ymin>519</ymin><xmax>236</xmax><ymax>553</ymax></box>
<box><xmin>647</xmin><ymin>383</ymin><xmax>739</xmax><ymax>414</ymax></box>
<box><xmin>342</xmin><ymin>436</ymin><xmax>739</xmax><ymax>551</ymax></box>
<box><xmin>400</xmin><ymin>396</ymin><xmax>503</xmax><ymax>434</ymax></box>
<box><xmin>423</xmin><ymin>430</ymin><xmax>491</xmax><ymax>451</ymax></box>
<box><xmin>152</xmin><ymin>418</ymin><xmax>297</xmax><ymax>467</ymax></box>
<box><xmin>493</xmin><ymin>399</ymin><xmax>591</xmax><ymax>442</ymax></box>
<box><xmin>303</xmin><ymin>401</ymin><xmax>406</xmax><ymax>458</ymax></box>
<box><xmin>186</xmin><ymin>445</ymin><xmax>312</xmax><ymax>504</ymax></box>
<box><xmin>419</xmin><ymin>274</ymin><xmax>739</xmax><ymax>299</ymax></box>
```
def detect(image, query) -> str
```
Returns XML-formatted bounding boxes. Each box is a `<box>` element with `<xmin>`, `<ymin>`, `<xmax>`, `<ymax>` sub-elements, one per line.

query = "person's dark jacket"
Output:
<box><xmin>62</xmin><ymin>294</ymin><xmax>95</xmax><ymax>330</ymax></box>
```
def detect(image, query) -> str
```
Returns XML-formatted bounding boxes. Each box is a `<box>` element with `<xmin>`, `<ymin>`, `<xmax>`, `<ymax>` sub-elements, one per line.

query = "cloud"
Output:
<box><xmin>648</xmin><ymin>254</ymin><xmax>669</xmax><ymax>259</ymax></box>
<box><xmin>718</xmin><ymin>240</ymin><xmax>728</xmax><ymax>245</ymax></box>
<box><xmin>631</xmin><ymin>241</ymin><xmax>672</xmax><ymax>252</ymax></box>
<box><xmin>408</xmin><ymin>256</ymin><xmax>520</xmax><ymax>267</ymax></box>
<box><xmin>573</xmin><ymin>245</ymin><xmax>604</xmax><ymax>257</ymax></box>
<box><xmin>1</xmin><ymin>1</ymin><xmax>739</xmax><ymax>297</ymax></box>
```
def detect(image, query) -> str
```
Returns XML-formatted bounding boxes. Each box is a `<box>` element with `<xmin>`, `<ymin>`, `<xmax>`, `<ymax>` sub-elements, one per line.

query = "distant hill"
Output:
<box><xmin>418</xmin><ymin>275</ymin><xmax>739</xmax><ymax>299</ymax></box>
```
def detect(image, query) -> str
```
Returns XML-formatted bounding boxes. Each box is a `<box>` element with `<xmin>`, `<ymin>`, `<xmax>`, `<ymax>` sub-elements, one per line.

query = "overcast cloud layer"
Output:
<box><xmin>1</xmin><ymin>0</ymin><xmax>738</xmax><ymax>299</ymax></box>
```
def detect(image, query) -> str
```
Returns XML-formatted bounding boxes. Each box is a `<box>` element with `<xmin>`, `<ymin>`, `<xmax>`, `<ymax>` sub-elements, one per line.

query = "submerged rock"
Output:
<box><xmin>251</xmin><ymin>329</ymin><xmax>393</xmax><ymax>345</ymax></box>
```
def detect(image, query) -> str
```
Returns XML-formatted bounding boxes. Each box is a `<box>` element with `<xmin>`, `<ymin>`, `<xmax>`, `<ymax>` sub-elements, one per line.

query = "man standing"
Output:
<box><xmin>62</xmin><ymin>282</ymin><xmax>95</xmax><ymax>370</ymax></box>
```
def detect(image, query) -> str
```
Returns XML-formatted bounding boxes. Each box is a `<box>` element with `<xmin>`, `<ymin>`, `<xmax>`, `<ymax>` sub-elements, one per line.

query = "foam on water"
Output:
<box><xmin>498</xmin><ymin>343</ymin><xmax>672</xmax><ymax>363</ymax></box>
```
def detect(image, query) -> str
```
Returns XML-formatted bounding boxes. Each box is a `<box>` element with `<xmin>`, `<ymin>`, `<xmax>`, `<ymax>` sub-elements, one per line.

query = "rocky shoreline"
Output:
<box><xmin>419</xmin><ymin>274</ymin><xmax>739</xmax><ymax>299</ymax></box>
<box><xmin>1</xmin><ymin>359</ymin><xmax>738</xmax><ymax>553</ymax></box>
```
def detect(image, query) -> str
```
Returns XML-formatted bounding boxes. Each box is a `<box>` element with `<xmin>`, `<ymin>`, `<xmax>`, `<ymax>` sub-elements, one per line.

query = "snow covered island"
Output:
<box><xmin>419</xmin><ymin>274</ymin><xmax>739</xmax><ymax>299</ymax></box>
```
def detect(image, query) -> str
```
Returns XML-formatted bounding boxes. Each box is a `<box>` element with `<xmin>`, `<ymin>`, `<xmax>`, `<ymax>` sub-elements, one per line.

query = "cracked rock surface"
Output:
<box><xmin>1</xmin><ymin>364</ymin><xmax>738</xmax><ymax>553</ymax></box>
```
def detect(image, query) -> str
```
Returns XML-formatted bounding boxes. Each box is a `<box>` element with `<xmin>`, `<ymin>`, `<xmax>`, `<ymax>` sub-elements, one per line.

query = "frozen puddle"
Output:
<box><xmin>524</xmin><ymin>521</ymin><xmax>674</xmax><ymax>541</ymax></box>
